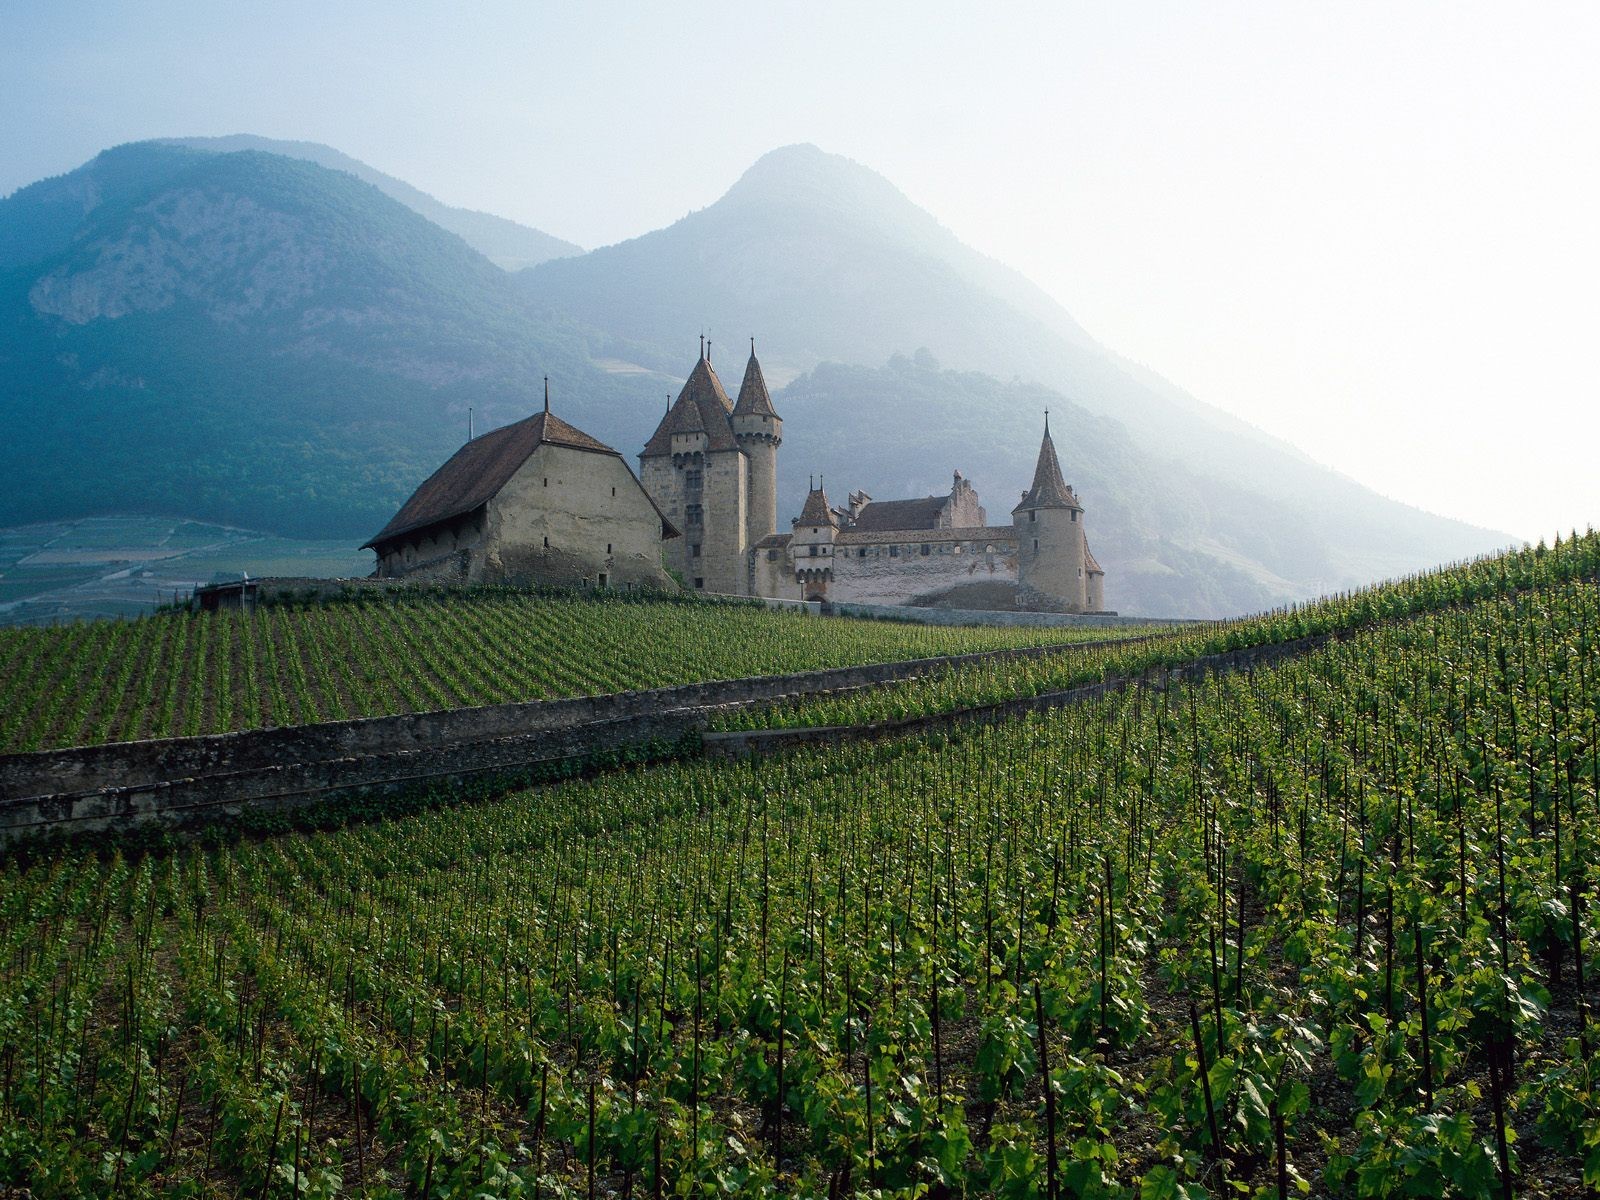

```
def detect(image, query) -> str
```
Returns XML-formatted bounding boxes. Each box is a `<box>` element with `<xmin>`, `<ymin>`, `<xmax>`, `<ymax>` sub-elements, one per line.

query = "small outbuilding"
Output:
<box><xmin>365</xmin><ymin>398</ymin><xmax>679</xmax><ymax>590</ymax></box>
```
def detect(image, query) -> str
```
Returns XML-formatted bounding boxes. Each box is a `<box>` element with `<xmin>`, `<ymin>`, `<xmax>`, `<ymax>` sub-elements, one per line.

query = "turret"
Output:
<box><xmin>790</xmin><ymin>477</ymin><xmax>837</xmax><ymax>601</ymax></box>
<box><xmin>640</xmin><ymin>346</ymin><xmax>747</xmax><ymax>593</ymax></box>
<box><xmin>731</xmin><ymin>339</ymin><xmax>783</xmax><ymax>546</ymax></box>
<box><xmin>1012</xmin><ymin>413</ymin><xmax>1088</xmax><ymax>612</ymax></box>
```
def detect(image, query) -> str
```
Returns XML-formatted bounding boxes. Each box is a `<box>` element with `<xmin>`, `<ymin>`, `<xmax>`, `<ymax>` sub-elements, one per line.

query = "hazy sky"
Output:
<box><xmin>6</xmin><ymin>1</ymin><xmax>1597</xmax><ymax>540</ymax></box>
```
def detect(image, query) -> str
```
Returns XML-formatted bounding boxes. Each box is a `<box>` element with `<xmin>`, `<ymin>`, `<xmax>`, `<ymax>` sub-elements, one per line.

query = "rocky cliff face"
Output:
<box><xmin>31</xmin><ymin>191</ymin><xmax>323</xmax><ymax>325</ymax></box>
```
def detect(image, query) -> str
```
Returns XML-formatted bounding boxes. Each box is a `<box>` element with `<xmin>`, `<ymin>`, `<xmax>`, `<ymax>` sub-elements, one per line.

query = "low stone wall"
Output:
<box><xmin>2</xmin><ymin>629</ymin><xmax>1332</xmax><ymax>848</ymax></box>
<box><xmin>703</xmin><ymin>633</ymin><xmax>1330</xmax><ymax>758</ymax></box>
<box><xmin>828</xmin><ymin>601</ymin><xmax>1203</xmax><ymax>629</ymax></box>
<box><xmin>0</xmin><ymin>636</ymin><xmax>1149</xmax><ymax>846</ymax></box>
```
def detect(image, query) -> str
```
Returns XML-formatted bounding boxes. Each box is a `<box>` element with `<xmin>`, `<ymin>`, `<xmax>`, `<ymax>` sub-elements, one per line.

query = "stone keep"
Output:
<box><xmin>640</xmin><ymin>344</ymin><xmax>781</xmax><ymax>594</ymax></box>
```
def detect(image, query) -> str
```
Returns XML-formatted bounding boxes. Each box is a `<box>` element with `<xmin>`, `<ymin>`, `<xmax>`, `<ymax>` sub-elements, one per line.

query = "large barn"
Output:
<box><xmin>365</xmin><ymin>397</ymin><xmax>678</xmax><ymax>590</ymax></box>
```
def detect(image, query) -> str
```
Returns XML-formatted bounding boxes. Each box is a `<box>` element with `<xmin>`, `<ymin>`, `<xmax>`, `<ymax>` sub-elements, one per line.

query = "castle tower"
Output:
<box><xmin>640</xmin><ymin>346</ymin><xmax>749</xmax><ymax>593</ymax></box>
<box><xmin>1012</xmin><ymin>414</ymin><xmax>1089</xmax><ymax>612</ymax></box>
<box><xmin>790</xmin><ymin>479</ymin><xmax>838</xmax><ymax>601</ymax></box>
<box><xmin>731</xmin><ymin>340</ymin><xmax>782</xmax><ymax>549</ymax></box>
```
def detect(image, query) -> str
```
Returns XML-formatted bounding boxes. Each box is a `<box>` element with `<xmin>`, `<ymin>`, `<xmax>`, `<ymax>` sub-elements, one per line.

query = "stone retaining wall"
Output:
<box><xmin>827</xmin><ymin>601</ymin><xmax>1204</xmax><ymax>629</ymax></box>
<box><xmin>702</xmin><ymin>633</ymin><xmax>1329</xmax><ymax>758</ymax></box>
<box><xmin>0</xmin><ymin>636</ymin><xmax>1150</xmax><ymax>846</ymax></box>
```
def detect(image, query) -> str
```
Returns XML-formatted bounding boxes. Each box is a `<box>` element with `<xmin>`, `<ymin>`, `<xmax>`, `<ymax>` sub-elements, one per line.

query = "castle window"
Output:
<box><xmin>686</xmin><ymin>468</ymin><xmax>703</xmax><ymax>490</ymax></box>
<box><xmin>598</xmin><ymin>573</ymin><xmax>608</xmax><ymax>588</ymax></box>
<box><xmin>859</xmin><ymin>548</ymin><xmax>867</xmax><ymax>557</ymax></box>
<box><xmin>1071</xmin><ymin>511</ymin><xmax>1077</xmax><ymax>522</ymax></box>
<box><xmin>686</xmin><ymin>504</ymin><xmax>703</xmax><ymax>526</ymax></box>
<box><xmin>694</xmin><ymin>577</ymin><xmax>704</xmax><ymax>589</ymax></box>
<box><xmin>1029</xmin><ymin>511</ymin><xmax>1036</xmax><ymax>522</ymax></box>
<box><xmin>890</xmin><ymin>546</ymin><xmax>900</xmax><ymax>557</ymax></box>
<box><xmin>1033</xmin><ymin>539</ymin><xmax>1039</xmax><ymax>552</ymax></box>
<box><xmin>809</xmin><ymin>545</ymin><xmax>819</xmax><ymax>557</ymax></box>
<box><xmin>544</xmin><ymin>478</ymin><xmax>549</xmax><ymax>487</ymax></box>
<box><xmin>543</xmin><ymin>536</ymin><xmax>550</xmax><ymax>548</ymax></box>
<box><xmin>606</xmin><ymin>544</ymin><xmax>613</xmax><ymax>555</ymax></box>
<box><xmin>767</xmin><ymin>549</ymin><xmax>780</xmax><ymax>562</ymax></box>
<box><xmin>692</xmin><ymin>543</ymin><xmax>701</xmax><ymax>557</ymax></box>
<box><xmin>920</xmin><ymin>544</ymin><xmax>930</xmax><ymax>556</ymax></box>
<box><xmin>612</xmin><ymin>487</ymin><xmax>617</xmax><ymax>497</ymax></box>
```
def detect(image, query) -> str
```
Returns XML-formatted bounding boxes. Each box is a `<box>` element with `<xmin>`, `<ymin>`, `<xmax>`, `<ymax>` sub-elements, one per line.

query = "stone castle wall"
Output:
<box><xmin>829</xmin><ymin>532</ymin><xmax>1019</xmax><ymax>606</ymax></box>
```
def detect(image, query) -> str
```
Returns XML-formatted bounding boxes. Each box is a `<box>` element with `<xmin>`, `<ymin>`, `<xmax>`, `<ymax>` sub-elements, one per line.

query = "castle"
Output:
<box><xmin>641</xmin><ymin>342</ymin><xmax>1106</xmax><ymax>613</ymax></box>
<box><xmin>368</xmin><ymin>338</ymin><xmax>1106</xmax><ymax>613</ymax></box>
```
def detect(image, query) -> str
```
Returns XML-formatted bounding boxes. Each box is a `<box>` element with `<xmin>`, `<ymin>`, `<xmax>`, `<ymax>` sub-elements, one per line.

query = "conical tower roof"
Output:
<box><xmin>642</xmin><ymin>353</ymin><xmax>738</xmax><ymax>456</ymax></box>
<box><xmin>795</xmin><ymin>481</ymin><xmax>838</xmax><ymax>528</ymax></box>
<box><xmin>1012</xmin><ymin>417</ymin><xmax>1080</xmax><ymax>513</ymax></box>
<box><xmin>732</xmin><ymin>342</ymin><xmax>779</xmax><ymax>418</ymax></box>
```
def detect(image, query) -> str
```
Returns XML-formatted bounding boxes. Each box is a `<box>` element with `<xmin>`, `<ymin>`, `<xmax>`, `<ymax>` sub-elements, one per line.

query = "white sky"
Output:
<box><xmin>6</xmin><ymin>0</ymin><xmax>1597</xmax><ymax>540</ymax></box>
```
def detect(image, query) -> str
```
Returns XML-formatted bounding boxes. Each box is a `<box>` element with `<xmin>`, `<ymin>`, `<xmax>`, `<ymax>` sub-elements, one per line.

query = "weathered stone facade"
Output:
<box><xmin>367</xmin><ymin>401</ymin><xmax>678</xmax><ymax>590</ymax></box>
<box><xmin>748</xmin><ymin>422</ymin><xmax>1108</xmax><ymax>613</ymax></box>
<box><xmin>640</xmin><ymin>343</ymin><xmax>780</xmax><ymax>594</ymax></box>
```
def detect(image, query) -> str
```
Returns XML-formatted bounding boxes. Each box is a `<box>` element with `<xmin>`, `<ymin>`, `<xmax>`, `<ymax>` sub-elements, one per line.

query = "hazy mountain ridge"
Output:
<box><xmin>521</xmin><ymin>143</ymin><xmax>1505</xmax><ymax>609</ymax></box>
<box><xmin>0</xmin><ymin>138</ymin><xmax>1509</xmax><ymax>614</ymax></box>
<box><xmin>0</xmin><ymin>144</ymin><xmax>639</xmax><ymax>538</ymax></box>
<box><xmin>160</xmin><ymin>135</ymin><xmax>584</xmax><ymax>270</ymax></box>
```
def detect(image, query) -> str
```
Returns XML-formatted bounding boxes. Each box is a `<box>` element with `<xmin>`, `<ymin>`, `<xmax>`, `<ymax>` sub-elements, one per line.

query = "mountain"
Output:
<box><xmin>157</xmin><ymin>135</ymin><xmax>583</xmax><ymax>270</ymax></box>
<box><xmin>521</xmin><ymin>144</ymin><xmax>1508</xmax><ymax>611</ymax></box>
<box><xmin>0</xmin><ymin>142</ymin><xmax>633</xmax><ymax>538</ymax></box>
<box><xmin>0</xmin><ymin>139</ymin><xmax>1509</xmax><ymax>615</ymax></box>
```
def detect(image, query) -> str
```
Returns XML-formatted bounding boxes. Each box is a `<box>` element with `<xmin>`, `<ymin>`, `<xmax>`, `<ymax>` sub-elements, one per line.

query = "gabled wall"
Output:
<box><xmin>486</xmin><ymin>443</ymin><xmax>673</xmax><ymax>589</ymax></box>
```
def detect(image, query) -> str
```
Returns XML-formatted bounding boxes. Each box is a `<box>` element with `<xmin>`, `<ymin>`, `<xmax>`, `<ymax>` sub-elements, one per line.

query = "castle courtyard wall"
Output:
<box><xmin>828</xmin><ymin>531</ymin><xmax>1019</xmax><ymax>606</ymax></box>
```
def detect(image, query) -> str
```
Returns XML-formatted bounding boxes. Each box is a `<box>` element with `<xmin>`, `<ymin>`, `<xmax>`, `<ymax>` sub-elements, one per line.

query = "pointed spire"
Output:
<box><xmin>641</xmin><ymin>350</ymin><xmax>737</xmax><ymax>457</ymax></box>
<box><xmin>733</xmin><ymin>337</ymin><xmax>779</xmax><ymax>418</ymax></box>
<box><xmin>543</xmin><ymin>376</ymin><xmax>550</xmax><ymax>415</ymax></box>
<box><xmin>699</xmin><ymin>333</ymin><xmax>705</xmax><ymax>360</ymax></box>
<box><xmin>796</xmin><ymin>476</ymin><xmax>837</xmax><ymax>527</ymax></box>
<box><xmin>1012</xmin><ymin>416</ymin><xmax>1079</xmax><ymax>513</ymax></box>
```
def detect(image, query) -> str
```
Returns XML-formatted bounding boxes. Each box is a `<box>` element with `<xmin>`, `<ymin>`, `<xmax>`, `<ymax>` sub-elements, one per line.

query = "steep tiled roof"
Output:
<box><xmin>795</xmin><ymin>485</ymin><xmax>838</xmax><ymax>528</ymax></box>
<box><xmin>752</xmin><ymin>533</ymin><xmax>793</xmax><ymax>550</ymax></box>
<box><xmin>848</xmin><ymin>496</ymin><xmax>948</xmax><ymax>532</ymax></box>
<box><xmin>365</xmin><ymin>410</ymin><xmax>624</xmax><ymax>549</ymax></box>
<box><xmin>836</xmin><ymin>526</ymin><xmax>1016</xmax><ymax>547</ymax></box>
<box><xmin>1084</xmin><ymin>542</ymin><xmax>1103</xmax><ymax>574</ymax></box>
<box><xmin>642</xmin><ymin>356</ymin><xmax>739</xmax><ymax>457</ymax></box>
<box><xmin>732</xmin><ymin>349</ymin><xmax>779</xmax><ymax>418</ymax></box>
<box><xmin>1012</xmin><ymin>424</ymin><xmax>1080</xmax><ymax>513</ymax></box>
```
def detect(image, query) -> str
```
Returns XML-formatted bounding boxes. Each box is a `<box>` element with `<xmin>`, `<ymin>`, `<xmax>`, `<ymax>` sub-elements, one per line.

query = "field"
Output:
<box><xmin>1</xmin><ymin>535</ymin><xmax>1597</xmax><ymax>1197</ymax></box>
<box><xmin>0</xmin><ymin>591</ymin><xmax>1146</xmax><ymax>754</ymax></box>
<box><xmin>0</xmin><ymin>518</ymin><xmax>371</xmax><ymax>627</ymax></box>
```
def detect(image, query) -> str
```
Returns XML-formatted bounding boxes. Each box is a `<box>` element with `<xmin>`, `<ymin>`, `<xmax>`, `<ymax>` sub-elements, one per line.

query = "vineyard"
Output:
<box><xmin>0</xmin><ymin>592</ymin><xmax>1142</xmax><ymax>754</ymax></box>
<box><xmin>2</xmin><ymin>534</ymin><xmax>1598</xmax><ymax>1197</ymax></box>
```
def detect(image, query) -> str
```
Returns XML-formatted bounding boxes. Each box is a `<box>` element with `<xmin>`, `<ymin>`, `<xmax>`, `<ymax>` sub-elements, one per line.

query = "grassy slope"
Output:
<box><xmin>0</xmin><ymin>590</ymin><xmax>1144</xmax><ymax>753</ymax></box>
<box><xmin>1</xmin><ymin>540</ymin><xmax>1595</xmax><ymax>1196</ymax></box>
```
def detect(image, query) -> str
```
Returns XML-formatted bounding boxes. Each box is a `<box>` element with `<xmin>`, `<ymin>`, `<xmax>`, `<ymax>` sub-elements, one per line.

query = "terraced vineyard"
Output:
<box><xmin>0</xmin><ymin>591</ymin><xmax>1146</xmax><ymax>754</ymax></box>
<box><xmin>2</xmin><ymin>535</ymin><xmax>1597</xmax><ymax>1197</ymax></box>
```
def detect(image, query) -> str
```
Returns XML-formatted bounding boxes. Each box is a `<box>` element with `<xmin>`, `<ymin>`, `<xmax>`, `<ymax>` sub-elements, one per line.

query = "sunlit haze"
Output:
<box><xmin>6</xmin><ymin>0</ymin><xmax>1596</xmax><ymax>541</ymax></box>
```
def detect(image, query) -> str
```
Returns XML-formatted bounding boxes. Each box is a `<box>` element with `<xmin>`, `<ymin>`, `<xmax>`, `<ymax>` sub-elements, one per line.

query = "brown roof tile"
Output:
<box><xmin>1012</xmin><ymin>423</ymin><xmax>1080</xmax><ymax>513</ymax></box>
<box><xmin>836</xmin><ymin>526</ymin><xmax>1016</xmax><ymax>547</ymax></box>
<box><xmin>642</xmin><ymin>356</ymin><xmax>739</xmax><ymax>457</ymax></box>
<box><xmin>848</xmin><ymin>496</ymin><xmax>948</xmax><ymax>532</ymax></box>
<box><xmin>732</xmin><ymin>349</ymin><xmax>779</xmax><ymax>418</ymax></box>
<box><xmin>1084</xmin><ymin>541</ymin><xmax>1103</xmax><ymax>574</ymax></box>
<box><xmin>752</xmin><ymin>533</ymin><xmax>793</xmax><ymax>550</ymax></box>
<box><xmin>795</xmin><ymin>485</ymin><xmax>838</xmax><ymax>528</ymax></box>
<box><xmin>366</xmin><ymin>409</ymin><xmax>680</xmax><ymax>548</ymax></box>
